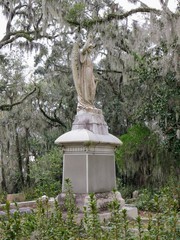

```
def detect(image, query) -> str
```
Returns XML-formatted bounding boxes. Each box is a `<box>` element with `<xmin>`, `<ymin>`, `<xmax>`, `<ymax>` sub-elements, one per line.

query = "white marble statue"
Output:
<box><xmin>72</xmin><ymin>35</ymin><xmax>97</xmax><ymax>111</ymax></box>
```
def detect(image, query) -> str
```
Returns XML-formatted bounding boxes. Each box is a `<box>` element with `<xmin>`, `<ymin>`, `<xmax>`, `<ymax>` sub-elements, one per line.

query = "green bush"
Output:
<box><xmin>0</xmin><ymin>191</ymin><xmax>6</xmax><ymax>204</ymax></box>
<box><xmin>0</xmin><ymin>182</ymin><xmax>179</xmax><ymax>240</ymax></box>
<box><xmin>116</xmin><ymin>124</ymin><xmax>176</xmax><ymax>188</ymax></box>
<box><xmin>116</xmin><ymin>178</ymin><xmax>134</xmax><ymax>199</ymax></box>
<box><xmin>136</xmin><ymin>181</ymin><xmax>180</xmax><ymax>212</ymax></box>
<box><xmin>25</xmin><ymin>147</ymin><xmax>63</xmax><ymax>199</ymax></box>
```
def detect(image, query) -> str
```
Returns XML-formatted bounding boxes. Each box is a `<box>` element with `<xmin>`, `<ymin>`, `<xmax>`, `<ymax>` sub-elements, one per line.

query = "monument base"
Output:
<box><xmin>54</xmin><ymin>110</ymin><xmax>135</xmax><ymax>219</ymax></box>
<box><xmin>57</xmin><ymin>191</ymin><xmax>125</xmax><ymax>213</ymax></box>
<box><xmin>61</xmin><ymin>143</ymin><xmax>117</xmax><ymax>193</ymax></box>
<box><xmin>56</xmin><ymin>192</ymin><xmax>138</xmax><ymax>220</ymax></box>
<box><xmin>72</xmin><ymin>109</ymin><xmax>108</xmax><ymax>135</ymax></box>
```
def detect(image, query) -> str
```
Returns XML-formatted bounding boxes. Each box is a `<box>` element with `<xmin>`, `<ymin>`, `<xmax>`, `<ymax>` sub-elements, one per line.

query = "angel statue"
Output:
<box><xmin>71</xmin><ymin>34</ymin><xmax>98</xmax><ymax>111</ymax></box>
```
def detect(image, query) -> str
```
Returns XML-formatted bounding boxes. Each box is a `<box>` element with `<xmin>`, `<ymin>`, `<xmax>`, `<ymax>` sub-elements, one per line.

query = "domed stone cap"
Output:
<box><xmin>55</xmin><ymin>129</ymin><xmax>122</xmax><ymax>146</ymax></box>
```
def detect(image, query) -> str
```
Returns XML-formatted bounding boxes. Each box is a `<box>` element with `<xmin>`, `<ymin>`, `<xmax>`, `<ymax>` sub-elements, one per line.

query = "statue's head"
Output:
<box><xmin>88</xmin><ymin>34</ymin><xmax>95</xmax><ymax>52</ymax></box>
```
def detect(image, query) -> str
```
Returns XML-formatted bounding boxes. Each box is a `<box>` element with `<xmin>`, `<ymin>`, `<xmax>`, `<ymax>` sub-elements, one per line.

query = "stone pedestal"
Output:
<box><xmin>55</xmin><ymin>127</ymin><xmax>122</xmax><ymax>194</ymax></box>
<box><xmin>72</xmin><ymin>109</ymin><xmax>108</xmax><ymax>135</ymax></box>
<box><xmin>55</xmin><ymin>109</ymin><xmax>122</xmax><ymax>194</ymax></box>
<box><xmin>61</xmin><ymin>142</ymin><xmax>116</xmax><ymax>193</ymax></box>
<box><xmin>55</xmin><ymin>110</ymin><xmax>137</xmax><ymax>219</ymax></box>
<box><xmin>57</xmin><ymin>191</ymin><xmax>125</xmax><ymax>213</ymax></box>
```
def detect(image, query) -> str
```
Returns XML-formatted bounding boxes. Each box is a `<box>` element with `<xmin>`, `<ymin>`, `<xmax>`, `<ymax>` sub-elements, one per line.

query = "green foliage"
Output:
<box><xmin>65</xmin><ymin>3</ymin><xmax>86</xmax><ymax>23</ymax></box>
<box><xmin>0</xmin><ymin>191</ymin><xmax>6</xmax><ymax>204</ymax></box>
<box><xmin>117</xmin><ymin>124</ymin><xmax>151</xmax><ymax>161</ymax></box>
<box><xmin>116</xmin><ymin>123</ymin><xmax>180</xmax><ymax>189</ymax></box>
<box><xmin>136</xmin><ymin>177</ymin><xmax>180</xmax><ymax>212</ymax></box>
<box><xmin>116</xmin><ymin>178</ymin><xmax>134</xmax><ymax>199</ymax></box>
<box><xmin>83</xmin><ymin>193</ymin><xmax>102</xmax><ymax>239</ymax></box>
<box><xmin>135</xmin><ymin>186</ymin><xmax>179</xmax><ymax>240</ymax></box>
<box><xmin>108</xmin><ymin>192</ymin><xmax>132</xmax><ymax>239</ymax></box>
<box><xmin>0</xmin><ymin>202</ymin><xmax>22</xmax><ymax>240</ymax></box>
<box><xmin>0</xmin><ymin>184</ymin><xmax>179</xmax><ymax>239</ymax></box>
<box><xmin>63</xmin><ymin>179</ymin><xmax>79</xmax><ymax>239</ymax></box>
<box><xmin>116</xmin><ymin>124</ymin><xmax>169</xmax><ymax>188</ymax></box>
<box><xmin>27</xmin><ymin>147</ymin><xmax>62</xmax><ymax>199</ymax></box>
<box><xmin>0</xmin><ymin>0</ymin><xmax>179</xmax><ymax>197</ymax></box>
<box><xmin>131</xmin><ymin>50</ymin><xmax>180</xmax><ymax>164</ymax></box>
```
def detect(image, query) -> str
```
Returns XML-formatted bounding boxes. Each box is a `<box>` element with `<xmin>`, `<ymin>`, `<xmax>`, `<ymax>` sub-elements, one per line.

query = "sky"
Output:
<box><xmin>119</xmin><ymin>0</ymin><xmax>178</xmax><ymax>10</ymax></box>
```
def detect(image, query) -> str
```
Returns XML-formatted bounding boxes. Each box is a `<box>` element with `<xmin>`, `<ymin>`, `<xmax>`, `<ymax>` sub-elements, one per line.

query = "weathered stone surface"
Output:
<box><xmin>55</xmin><ymin>110</ymin><xmax>122</xmax><ymax>147</ymax></box>
<box><xmin>55</xmin><ymin>129</ymin><xmax>122</xmax><ymax>146</ymax></box>
<box><xmin>0</xmin><ymin>198</ymin><xmax>55</xmax><ymax>212</ymax></box>
<box><xmin>0</xmin><ymin>210</ymin><xmax>5</xmax><ymax>215</ymax></box>
<box><xmin>55</xmin><ymin>111</ymin><xmax>122</xmax><ymax>194</ymax></box>
<box><xmin>56</xmin><ymin>191</ymin><xmax>125</xmax><ymax>213</ymax></box>
<box><xmin>72</xmin><ymin>35</ymin><xmax>97</xmax><ymax>112</ymax></box>
<box><xmin>72</xmin><ymin>110</ymin><xmax>108</xmax><ymax>135</ymax></box>
<box><xmin>0</xmin><ymin>198</ymin><xmax>138</xmax><ymax>220</ymax></box>
<box><xmin>7</xmin><ymin>193</ymin><xmax>25</xmax><ymax>202</ymax></box>
<box><xmin>0</xmin><ymin>208</ymin><xmax>33</xmax><ymax>216</ymax></box>
<box><xmin>0</xmin><ymin>200</ymin><xmax>36</xmax><ymax>211</ymax></box>
<box><xmin>55</xmin><ymin>103</ymin><xmax>126</xmax><ymax>210</ymax></box>
<box><xmin>10</xmin><ymin>207</ymin><xmax>33</xmax><ymax>214</ymax></box>
<box><xmin>122</xmin><ymin>205</ymin><xmax>138</xmax><ymax>220</ymax></box>
<box><xmin>74</xmin><ymin>206</ymin><xmax>138</xmax><ymax>223</ymax></box>
<box><xmin>132</xmin><ymin>190</ymin><xmax>139</xmax><ymax>199</ymax></box>
<box><xmin>38</xmin><ymin>195</ymin><xmax>49</xmax><ymax>201</ymax></box>
<box><xmin>62</xmin><ymin>152</ymin><xmax>116</xmax><ymax>193</ymax></box>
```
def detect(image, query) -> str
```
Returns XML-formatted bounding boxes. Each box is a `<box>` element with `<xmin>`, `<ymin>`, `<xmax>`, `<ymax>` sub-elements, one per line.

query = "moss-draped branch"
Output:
<box><xmin>0</xmin><ymin>2</ymin><xmax>164</xmax><ymax>49</ymax></box>
<box><xmin>0</xmin><ymin>88</ymin><xmax>36</xmax><ymax>111</ymax></box>
<box><xmin>67</xmin><ymin>7</ymin><xmax>161</xmax><ymax>28</ymax></box>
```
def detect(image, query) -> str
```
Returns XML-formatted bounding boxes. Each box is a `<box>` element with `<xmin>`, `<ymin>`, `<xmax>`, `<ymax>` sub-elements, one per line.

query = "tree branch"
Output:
<box><xmin>67</xmin><ymin>7</ymin><xmax>161</xmax><ymax>27</ymax></box>
<box><xmin>36</xmin><ymin>88</ymin><xmax>67</xmax><ymax>129</ymax></box>
<box><xmin>96</xmin><ymin>69</ymin><xmax>122</xmax><ymax>74</ymax></box>
<box><xmin>38</xmin><ymin>105</ymin><xmax>67</xmax><ymax>129</ymax></box>
<box><xmin>0</xmin><ymin>88</ymin><xmax>36</xmax><ymax>111</ymax></box>
<box><xmin>0</xmin><ymin>30</ymin><xmax>58</xmax><ymax>49</ymax></box>
<box><xmin>0</xmin><ymin>3</ymin><xmax>48</xmax><ymax>49</ymax></box>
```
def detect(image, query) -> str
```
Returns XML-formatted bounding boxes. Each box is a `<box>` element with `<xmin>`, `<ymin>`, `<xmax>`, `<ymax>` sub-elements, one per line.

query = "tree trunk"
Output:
<box><xmin>0</xmin><ymin>145</ymin><xmax>7</xmax><ymax>191</ymax></box>
<box><xmin>15</xmin><ymin>123</ymin><xmax>24</xmax><ymax>190</ymax></box>
<box><xmin>25</xmin><ymin>127</ymin><xmax>30</xmax><ymax>187</ymax></box>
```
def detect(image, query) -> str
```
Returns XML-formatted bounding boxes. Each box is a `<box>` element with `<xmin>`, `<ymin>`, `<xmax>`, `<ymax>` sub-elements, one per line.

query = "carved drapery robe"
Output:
<box><xmin>72</xmin><ymin>37</ymin><xmax>96</xmax><ymax>111</ymax></box>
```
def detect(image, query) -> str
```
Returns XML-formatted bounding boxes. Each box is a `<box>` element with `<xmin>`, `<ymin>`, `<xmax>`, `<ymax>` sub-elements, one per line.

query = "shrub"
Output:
<box><xmin>26</xmin><ymin>146</ymin><xmax>63</xmax><ymax>199</ymax></box>
<box><xmin>0</xmin><ymin>183</ymin><xmax>179</xmax><ymax>239</ymax></box>
<box><xmin>116</xmin><ymin>124</ymin><xmax>176</xmax><ymax>188</ymax></box>
<box><xmin>0</xmin><ymin>191</ymin><xmax>6</xmax><ymax>204</ymax></box>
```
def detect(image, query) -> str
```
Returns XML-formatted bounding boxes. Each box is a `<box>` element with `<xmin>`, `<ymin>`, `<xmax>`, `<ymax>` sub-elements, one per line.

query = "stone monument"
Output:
<box><xmin>55</xmin><ymin>35</ymin><xmax>137</xmax><ymax>218</ymax></box>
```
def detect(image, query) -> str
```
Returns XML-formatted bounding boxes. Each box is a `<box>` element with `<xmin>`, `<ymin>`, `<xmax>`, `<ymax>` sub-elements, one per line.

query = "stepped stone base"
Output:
<box><xmin>56</xmin><ymin>191</ymin><xmax>125</xmax><ymax>213</ymax></box>
<box><xmin>123</xmin><ymin>205</ymin><xmax>138</xmax><ymax>220</ymax></box>
<box><xmin>0</xmin><ymin>197</ymin><xmax>138</xmax><ymax>220</ymax></box>
<box><xmin>57</xmin><ymin>192</ymin><xmax>138</xmax><ymax>220</ymax></box>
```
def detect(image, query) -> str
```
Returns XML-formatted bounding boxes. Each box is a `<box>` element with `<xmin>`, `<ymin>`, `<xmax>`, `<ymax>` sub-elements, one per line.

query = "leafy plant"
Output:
<box><xmin>63</xmin><ymin>179</ymin><xmax>79</xmax><ymax>239</ymax></box>
<box><xmin>0</xmin><ymin>180</ymin><xmax>179</xmax><ymax>239</ymax></box>
<box><xmin>0</xmin><ymin>191</ymin><xmax>6</xmax><ymax>204</ymax></box>
<box><xmin>83</xmin><ymin>193</ymin><xmax>102</xmax><ymax>239</ymax></box>
<box><xmin>116</xmin><ymin>124</ymin><xmax>177</xmax><ymax>188</ymax></box>
<box><xmin>65</xmin><ymin>3</ymin><xmax>86</xmax><ymax>23</ymax></box>
<box><xmin>27</xmin><ymin>146</ymin><xmax>63</xmax><ymax>199</ymax></box>
<box><xmin>0</xmin><ymin>202</ymin><xmax>22</xmax><ymax>240</ymax></box>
